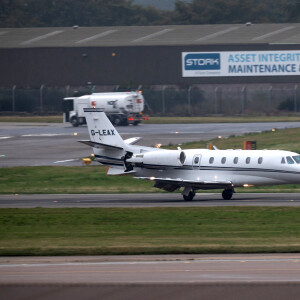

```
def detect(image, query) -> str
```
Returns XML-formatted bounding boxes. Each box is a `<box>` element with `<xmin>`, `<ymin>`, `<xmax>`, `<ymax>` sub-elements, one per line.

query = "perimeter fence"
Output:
<box><xmin>0</xmin><ymin>84</ymin><xmax>299</xmax><ymax>116</ymax></box>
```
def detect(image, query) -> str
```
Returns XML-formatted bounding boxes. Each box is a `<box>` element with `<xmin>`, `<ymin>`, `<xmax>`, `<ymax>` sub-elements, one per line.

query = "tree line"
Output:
<box><xmin>0</xmin><ymin>0</ymin><xmax>299</xmax><ymax>28</ymax></box>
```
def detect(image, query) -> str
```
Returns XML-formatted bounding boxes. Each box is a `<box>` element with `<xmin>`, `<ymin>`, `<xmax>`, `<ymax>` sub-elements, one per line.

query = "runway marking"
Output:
<box><xmin>53</xmin><ymin>159</ymin><xmax>78</xmax><ymax>164</ymax></box>
<box><xmin>22</xmin><ymin>134</ymin><xmax>67</xmax><ymax>137</ymax></box>
<box><xmin>1</xmin><ymin>258</ymin><xmax>300</xmax><ymax>268</ymax></box>
<box><xmin>0</xmin><ymin>136</ymin><xmax>12</xmax><ymax>139</ymax></box>
<box><xmin>3</xmin><ymin>268</ymin><xmax>300</xmax><ymax>280</ymax></box>
<box><xmin>171</xmin><ymin>132</ymin><xmax>204</xmax><ymax>134</ymax></box>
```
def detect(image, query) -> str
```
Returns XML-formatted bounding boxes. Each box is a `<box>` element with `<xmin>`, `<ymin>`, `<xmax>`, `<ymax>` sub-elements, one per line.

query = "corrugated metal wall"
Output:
<box><xmin>1</xmin><ymin>44</ymin><xmax>300</xmax><ymax>88</ymax></box>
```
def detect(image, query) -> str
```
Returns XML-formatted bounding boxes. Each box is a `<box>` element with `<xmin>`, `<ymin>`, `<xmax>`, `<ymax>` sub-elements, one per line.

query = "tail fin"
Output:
<box><xmin>82</xmin><ymin>108</ymin><xmax>126</xmax><ymax>150</ymax></box>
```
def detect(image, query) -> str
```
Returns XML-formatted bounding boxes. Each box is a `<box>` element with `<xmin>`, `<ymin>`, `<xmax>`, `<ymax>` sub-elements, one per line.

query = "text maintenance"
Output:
<box><xmin>182</xmin><ymin>51</ymin><xmax>300</xmax><ymax>77</ymax></box>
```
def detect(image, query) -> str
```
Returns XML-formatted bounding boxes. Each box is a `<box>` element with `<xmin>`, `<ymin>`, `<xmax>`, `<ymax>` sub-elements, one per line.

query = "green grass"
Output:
<box><xmin>168</xmin><ymin>127</ymin><xmax>300</xmax><ymax>154</ymax></box>
<box><xmin>0</xmin><ymin>114</ymin><xmax>299</xmax><ymax>124</ymax></box>
<box><xmin>0</xmin><ymin>166</ymin><xmax>155</xmax><ymax>194</ymax></box>
<box><xmin>0</xmin><ymin>115</ymin><xmax>62</xmax><ymax>123</ymax></box>
<box><xmin>144</xmin><ymin>115</ymin><xmax>300</xmax><ymax>124</ymax></box>
<box><xmin>1</xmin><ymin>207</ymin><xmax>300</xmax><ymax>255</ymax></box>
<box><xmin>1</xmin><ymin>165</ymin><xmax>300</xmax><ymax>194</ymax></box>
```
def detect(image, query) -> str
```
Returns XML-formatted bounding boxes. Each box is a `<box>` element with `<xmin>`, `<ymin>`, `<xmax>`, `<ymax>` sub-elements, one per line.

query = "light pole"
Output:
<box><xmin>40</xmin><ymin>84</ymin><xmax>45</xmax><ymax>113</ymax></box>
<box><xmin>12</xmin><ymin>85</ymin><xmax>16</xmax><ymax>112</ymax></box>
<box><xmin>269</xmin><ymin>86</ymin><xmax>273</xmax><ymax>111</ymax></box>
<box><xmin>188</xmin><ymin>86</ymin><xmax>193</xmax><ymax>116</ymax></box>
<box><xmin>294</xmin><ymin>85</ymin><xmax>298</xmax><ymax>112</ymax></box>
<box><xmin>65</xmin><ymin>85</ymin><xmax>70</xmax><ymax>97</ymax></box>
<box><xmin>162</xmin><ymin>86</ymin><xmax>167</xmax><ymax>114</ymax></box>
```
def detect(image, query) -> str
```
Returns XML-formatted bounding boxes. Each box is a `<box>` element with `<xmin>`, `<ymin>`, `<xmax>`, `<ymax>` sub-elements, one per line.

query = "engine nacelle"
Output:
<box><xmin>127</xmin><ymin>150</ymin><xmax>186</xmax><ymax>168</ymax></box>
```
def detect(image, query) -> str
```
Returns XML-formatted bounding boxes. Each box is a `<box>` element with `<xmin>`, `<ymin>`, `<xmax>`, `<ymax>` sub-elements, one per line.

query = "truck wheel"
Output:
<box><xmin>133</xmin><ymin>121</ymin><xmax>139</xmax><ymax>126</ymax></box>
<box><xmin>122</xmin><ymin>118</ymin><xmax>128</xmax><ymax>126</ymax></box>
<box><xmin>108</xmin><ymin>116</ymin><xmax>114</xmax><ymax>124</ymax></box>
<box><xmin>71</xmin><ymin>117</ymin><xmax>79</xmax><ymax>127</ymax></box>
<box><xmin>114</xmin><ymin>116</ymin><xmax>122</xmax><ymax>126</ymax></box>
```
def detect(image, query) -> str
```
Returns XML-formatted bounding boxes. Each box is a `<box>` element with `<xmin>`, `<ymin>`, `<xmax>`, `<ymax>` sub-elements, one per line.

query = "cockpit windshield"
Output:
<box><xmin>286</xmin><ymin>156</ymin><xmax>295</xmax><ymax>164</ymax></box>
<box><xmin>292</xmin><ymin>156</ymin><xmax>300</xmax><ymax>164</ymax></box>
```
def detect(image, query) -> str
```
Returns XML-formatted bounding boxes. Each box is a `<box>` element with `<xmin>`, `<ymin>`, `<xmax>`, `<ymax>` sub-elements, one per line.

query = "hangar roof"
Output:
<box><xmin>0</xmin><ymin>24</ymin><xmax>300</xmax><ymax>48</ymax></box>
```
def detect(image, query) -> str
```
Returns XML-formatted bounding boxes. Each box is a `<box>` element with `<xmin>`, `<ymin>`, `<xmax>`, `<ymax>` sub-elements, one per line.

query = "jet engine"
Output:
<box><xmin>127</xmin><ymin>150</ymin><xmax>186</xmax><ymax>168</ymax></box>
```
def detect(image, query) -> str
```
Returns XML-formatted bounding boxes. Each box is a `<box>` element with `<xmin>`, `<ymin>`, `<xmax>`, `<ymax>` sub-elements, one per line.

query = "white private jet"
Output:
<box><xmin>80</xmin><ymin>108</ymin><xmax>300</xmax><ymax>201</ymax></box>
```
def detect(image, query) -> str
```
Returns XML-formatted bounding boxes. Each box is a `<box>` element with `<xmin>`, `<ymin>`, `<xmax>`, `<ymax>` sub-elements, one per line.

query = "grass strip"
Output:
<box><xmin>1</xmin><ymin>166</ymin><xmax>300</xmax><ymax>194</ymax></box>
<box><xmin>0</xmin><ymin>116</ymin><xmax>63</xmax><ymax>123</ymax></box>
<box><xmin>144</xmin><ymin>115</ymin><xmax>300</xmax><ymax>124</ymax></box>
<box><xmin>0</xmin><ymin>115</ymin><xmax>300</xmax><ymax>124</ymax></box>
<box><xmin>1</xmin><ymin>207</ymin><xmax>300</xmax><ymax>256</ymax></box>
<box><xmin>166</xmin><ymin>127</ymin><xmax>300</xmax><ymax>154</ymax></box>
<box><xmin>0</xmin><ymin>166</ymin><xmax>155</xmax><ymax>194</ymax></box>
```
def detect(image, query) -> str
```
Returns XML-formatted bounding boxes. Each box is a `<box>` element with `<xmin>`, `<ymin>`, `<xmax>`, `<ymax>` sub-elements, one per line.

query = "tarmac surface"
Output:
<box><xmin>1</xmin><ymin>121</ymin><xmax>300</xmax><ymax>167</ymax></box>
<box><xmin>1</xmin><ymin>254</ymin><xmax>300</xmax><ymax>284</ymax></box>
<box><xmin>1</xmin><ymin>254</ymin><xmax>300</xmax><ymax>299</ymax></box>
<box><xmin>1</xmin><ymin>192</ymin><xmax>300</xmax><ymax>207</ymax></box>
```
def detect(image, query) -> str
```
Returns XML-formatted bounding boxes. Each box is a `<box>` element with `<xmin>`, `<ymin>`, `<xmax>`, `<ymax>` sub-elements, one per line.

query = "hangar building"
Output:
<box><xmin>1</xmin><ymin>24</ymin><xmax>300</xmax><ymax>87</ymax></box>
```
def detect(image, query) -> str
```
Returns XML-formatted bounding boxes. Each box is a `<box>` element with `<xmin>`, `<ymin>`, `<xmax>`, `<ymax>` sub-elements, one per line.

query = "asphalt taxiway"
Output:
<box><xmin>1</xmin><ymin>193</ymin><xmax>300</xmax><ymax>207</ymax></box>
<box><xmin>1</xmin><ymin>254</ymin><xmax>300</xmax><ymax>299</ymax></box>
<box><xmin>1</xmin><ymin>121</ymin><xmax>300</xmax><ymax>167</ymax></box>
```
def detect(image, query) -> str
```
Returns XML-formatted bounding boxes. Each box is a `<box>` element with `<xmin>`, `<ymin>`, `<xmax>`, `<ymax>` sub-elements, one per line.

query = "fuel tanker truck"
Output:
<box><xmin>63</xmin><ymin>91</ymin><xmax>145</xmax><ymax>126</ymax></box>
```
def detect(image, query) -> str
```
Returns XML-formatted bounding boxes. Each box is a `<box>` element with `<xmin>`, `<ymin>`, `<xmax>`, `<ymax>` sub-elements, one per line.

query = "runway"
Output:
<box><xmin>1</xmin><ymin>121</ymin><xmax>300</xmax><ymax>167</ymax></box>
<box><xmin>1</xmin><ymin>193</ymin><xmax>300</xmax><ymax>208</ymax></box>
<box><xmin>1</xmin><ymin>254</ymin><xmax>300</xmax><ymax>299</ymax></box>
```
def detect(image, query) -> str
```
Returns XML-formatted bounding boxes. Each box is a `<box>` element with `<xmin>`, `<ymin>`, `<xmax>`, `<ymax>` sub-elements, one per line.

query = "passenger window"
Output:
<box><xmin>258</xmin><ymin>157</ymin><xmax>263</xmax><ymax>164</ymax></box>
<box><xmin>233</xmin><ymin>157</ymin><xmax>238</xmax><ymax>164</ymax></box>
<box><xmin>286</xmin><ymin>156</ymin><xmax>295</xmax><ymax>164</ymax></box>
<box><xmin>221</xmin><ymin>157</ymin><xmax>226</xmax><ymax>164</ymax></box>
<box><xmin>194</xmin><ymin>157</ymin><xmax>199</xmax><ymax>164</ymax></box>
<box><xmin>281</xmin><ymin>157</ymin><xmax>286</xmax><ymax>164</ymax></box>
<box><xmin>246</xmin><ymin>157</ymin><xmax>251</xmax><ymax>164</ymax></box>
<box><xmin>209</xmin><ymin>157</ymin><xmax>214</xmax><ymax>164</ymax></box>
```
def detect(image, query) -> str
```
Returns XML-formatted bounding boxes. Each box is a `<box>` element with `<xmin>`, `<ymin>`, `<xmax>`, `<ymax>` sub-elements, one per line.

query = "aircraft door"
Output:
<box><xmin>192</xmin><ymin>155</ymin><xmax>202</xmax><ymax>169</ymax></box>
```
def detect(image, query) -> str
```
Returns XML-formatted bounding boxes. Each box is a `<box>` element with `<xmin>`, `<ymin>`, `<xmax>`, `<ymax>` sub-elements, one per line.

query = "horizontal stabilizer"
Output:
<box><xmin>124</xmin><ymin>137</ymin><xmax>142</xmax><ymax>145</ymax></box>
<box><xmin>78</xmin><ymin>140</ymin><xmax>123</xmax><ymax>150</ymax></box>
<box><xmin>107</xmin><ymin>167</ymin><xmax>136</xmax><ymax>176</ymax></box>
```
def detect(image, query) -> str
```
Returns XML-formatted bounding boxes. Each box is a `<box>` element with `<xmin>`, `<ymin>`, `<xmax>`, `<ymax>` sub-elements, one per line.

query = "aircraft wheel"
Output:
<box><xmin>183</xmin><ymin>191</ymin><xmax>195</xmax><ymax>201</ymax></box>
<box><xmin>222</xmin><ymin>189</ymin><xmax>233</xmax><ymax>200</ymax></box>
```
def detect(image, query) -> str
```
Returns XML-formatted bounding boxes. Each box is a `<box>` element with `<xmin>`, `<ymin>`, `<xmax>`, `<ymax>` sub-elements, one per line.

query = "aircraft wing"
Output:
<box><xmin>135</xmin><ymin>177</ymin><xmax>233</xmax><ymax>191</ymax></box>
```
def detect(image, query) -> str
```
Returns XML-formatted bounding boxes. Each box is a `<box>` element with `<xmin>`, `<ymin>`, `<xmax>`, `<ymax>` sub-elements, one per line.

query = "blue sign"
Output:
<box><xmin>184</xmin><ymin>53</ymin><xmax>221</xmax><ymax>71</ymax></box>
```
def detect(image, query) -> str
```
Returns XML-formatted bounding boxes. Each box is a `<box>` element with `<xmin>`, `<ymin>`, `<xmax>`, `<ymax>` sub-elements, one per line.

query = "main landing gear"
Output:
<box><xmin>222</xmin><ymin>188</ymin><xmax>234</xmax><ymax>200</ymax></box>
<box><xmin>181</xmin><ymin>188</ymin><xmax>234</xmax><ymax>201</ymax></box>
<box><xmin>183</xmin><ymin>191</ymin><xmax>195</xmax><ymax>201</ymax></box>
